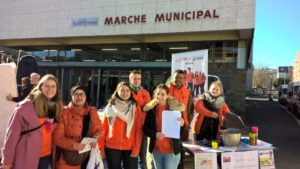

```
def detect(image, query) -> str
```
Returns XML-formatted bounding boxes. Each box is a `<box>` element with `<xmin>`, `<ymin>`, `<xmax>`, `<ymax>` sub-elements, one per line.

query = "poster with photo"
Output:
<box><xmin>172</xmin><ymin>49</ymin><xmax>208</xmax><ymax>98</ymax></box>
<box><xmin>194</xmin><ymin>152</ymin><xmax>218</xmax><ymax>169</ymax></box>
<box><xmin>221</xmin><ymin>151</ymin><xmax>259</xmax><ymax>169</ymax></box>
<box><xmin>259</xmin><ymin>150</ymin><xmax>276</xmax><ymax>169</ymax></box>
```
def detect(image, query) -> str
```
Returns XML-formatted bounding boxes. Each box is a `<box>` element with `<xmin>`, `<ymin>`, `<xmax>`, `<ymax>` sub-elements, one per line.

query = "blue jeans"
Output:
<box><xmin>152</xmin><ymin>151</ymin><xmax>181</xmax><ymax>169</ymax></box>
<box><xmin>38</xmin><ymin>155</ymin><xmax>51</xmax><ymax>169</ymax></box>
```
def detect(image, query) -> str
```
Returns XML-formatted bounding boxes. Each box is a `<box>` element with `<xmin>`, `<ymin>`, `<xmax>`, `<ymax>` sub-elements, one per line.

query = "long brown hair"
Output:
<box><xmin>28</xmin><ymin>74</ymin><xmax>63</xmax><ymax>120</ymax></box>
<box><xmin>108</xmin><ymin>81</ymin><xmax>136</xmax><ymax>105</ymax></box>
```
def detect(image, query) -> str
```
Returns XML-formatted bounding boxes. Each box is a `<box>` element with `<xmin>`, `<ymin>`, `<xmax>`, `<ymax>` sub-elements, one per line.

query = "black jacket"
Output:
<box><xmin>143</xmin><ymin>106</ymin><xmax>186</xmax><ymax>155</ymax></box>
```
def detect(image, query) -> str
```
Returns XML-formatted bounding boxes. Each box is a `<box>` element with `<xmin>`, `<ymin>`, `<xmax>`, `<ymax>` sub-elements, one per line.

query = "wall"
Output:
<box><xmin>0</xmin><ymin>0</ymin><xmax>255</xmax><ymax>39</ymax></box>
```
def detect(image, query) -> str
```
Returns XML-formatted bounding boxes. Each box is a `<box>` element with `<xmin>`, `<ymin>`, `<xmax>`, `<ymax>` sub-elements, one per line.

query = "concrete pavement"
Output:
<box><xmin>245</xmin><ymin>97</ymin><xmax>300</xmax><ymax>169</ymax></box>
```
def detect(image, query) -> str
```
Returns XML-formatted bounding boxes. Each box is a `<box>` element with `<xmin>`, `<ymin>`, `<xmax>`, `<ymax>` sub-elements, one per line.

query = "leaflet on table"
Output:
<box><xmin>221</xmin><ymin>150</ymin><xmax>259</xmax><ymax>169</ymax></box>
<box><xmin>79</xmin><ymin>137</ymin><xmax>97</xmax><ymax>154</ymax></box>
<box><xmin>259</xmin><ymin>150</ymin><xmax>276</xmax><ymax>169</ymax></box>
<box><xmin>162</xmin><ymin>110</ymin><xmax>181</xmax><ymax>139</ymax></box>
<box><xmin>194</xmin><ymin>152</ymin><xmax>218</xmax><ymax>169</ymax></box>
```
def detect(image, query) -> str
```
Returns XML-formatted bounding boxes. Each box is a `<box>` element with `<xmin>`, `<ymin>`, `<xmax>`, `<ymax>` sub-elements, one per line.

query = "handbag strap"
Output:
<box><xmin>81</xmin><ymin>110</ymin><xmax>91</xmax><ymax>137</ymax></box>
<box><xmin>20</xmin><ymin>122</ymin><xmax>46</xmax><ymax>136</ymax></box>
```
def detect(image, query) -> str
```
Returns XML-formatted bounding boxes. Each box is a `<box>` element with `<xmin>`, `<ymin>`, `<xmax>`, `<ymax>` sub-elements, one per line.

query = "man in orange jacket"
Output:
<box><xmin>168</xmin><ymin>69</ymin><xmax>194</xmax><ymax>169</ymax></box>
<box><xmin>129</xmin><ymin>70</ymin><xmax>151</xmax><ymax>169</ymax></box>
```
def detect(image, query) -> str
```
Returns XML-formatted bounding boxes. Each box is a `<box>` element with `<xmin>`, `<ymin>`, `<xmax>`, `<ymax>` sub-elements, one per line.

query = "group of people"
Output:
<box><xmin>1</xmin><ymin>69</ymin><xmax>230</xmax><ymax>169</ymax></box>
<box><xmin>185</xmin><ymin>67</ymin><xmax>207</xmax><ymax>97</ymax></box>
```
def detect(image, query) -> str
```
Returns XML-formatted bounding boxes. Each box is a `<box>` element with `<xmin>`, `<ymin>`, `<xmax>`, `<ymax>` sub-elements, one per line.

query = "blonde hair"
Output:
<box><xmin>129</xmin><ymin>70</ymin><xmax>141</xmax><ymax>80</ymax></box>
<box><xmin>28</xmin><ymin>74</ymin><xmax>63</xmax><ymax>120</ymax></box>
<box><xmin>209</xmin><ymin>80</ymin><xmax>224</xmax><ymax>94</ymax></box>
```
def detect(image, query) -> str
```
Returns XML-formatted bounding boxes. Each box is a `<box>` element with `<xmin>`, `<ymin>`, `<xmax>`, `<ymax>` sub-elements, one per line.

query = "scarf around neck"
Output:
<box><xmin>106</xmin><ymin>98</ymin><xmax>136</xmax><ymax>138</ymax></box>
<box><xmin>130</xmin><ymin>84</ymin><xmax>142</xmax><ymax>93</ymax></box>
<box><xmin>203</xmin><ymin>92</ymin><xmax>225</xmax><ymax>113</ymax></box>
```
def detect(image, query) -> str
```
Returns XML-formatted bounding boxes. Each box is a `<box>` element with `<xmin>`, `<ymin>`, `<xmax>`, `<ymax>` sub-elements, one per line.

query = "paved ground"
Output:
<box><xmin>245</xmin><ymin>97</ymin><xmax>300</xmax><ymax>169</ymax></box>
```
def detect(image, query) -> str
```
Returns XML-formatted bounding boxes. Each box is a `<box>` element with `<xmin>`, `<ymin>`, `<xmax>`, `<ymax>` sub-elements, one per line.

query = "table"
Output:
<box><xmin>183</xmin><ymin>138</ymin><xmax>275</xmax><ymax>169</ymax></box>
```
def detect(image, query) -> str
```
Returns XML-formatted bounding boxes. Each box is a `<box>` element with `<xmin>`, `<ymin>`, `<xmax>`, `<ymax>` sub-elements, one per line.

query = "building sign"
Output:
<box><xmin>71</xmin><ymin>17</ymin><xmax>99</xmax><ymax>27</ymax></box>
<box><xmin>104</xmin><ymin>9</ymin><xmax>219</xmax><ymax>25</ymax></box>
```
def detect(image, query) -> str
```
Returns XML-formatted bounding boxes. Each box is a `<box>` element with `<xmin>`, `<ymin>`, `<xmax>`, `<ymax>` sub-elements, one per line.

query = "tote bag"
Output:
<box><xmin>86</xmin><ymin>145</ymin><xmax>104</xmax><ymax>169</ymax></box>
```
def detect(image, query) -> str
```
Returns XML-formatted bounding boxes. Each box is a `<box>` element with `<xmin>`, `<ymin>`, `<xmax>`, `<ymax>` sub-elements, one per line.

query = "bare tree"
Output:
<box><xmin>253</xmin><ymin>67</ymin><xmax>274</xmax><ymax>88</ymax></box>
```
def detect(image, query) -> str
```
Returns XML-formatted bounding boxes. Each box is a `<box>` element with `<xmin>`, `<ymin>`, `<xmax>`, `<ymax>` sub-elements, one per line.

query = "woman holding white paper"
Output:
<box><xmin>143</xmin><ymin>84</ymin><xmax>186</xmax><ymax>169</ymax></box>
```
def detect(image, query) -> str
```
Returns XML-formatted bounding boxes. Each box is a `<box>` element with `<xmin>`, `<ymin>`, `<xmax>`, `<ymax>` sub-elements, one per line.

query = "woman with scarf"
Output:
<box><xmin>1</xmin><ymin>74</ymin><xmax>63</xmax><ymax>169</ymax></box>
<box><xmin>99</xmin><ymin>81</ymin><xmax>142</xmax><ymax>169</ymax></box>
<box><xmin>143</xmin><ymin>84</ymin><xmax>186</xmax><ymax>169</ymax></box>
<box><xmin>54</xmin><ymin>85</ymin><xmax>102</xmax><ymax>169</ymax></box>
<box><xmin>194</xmin><ymin>80</ymin><xmax>230</xmax><ymax>140</ymax></box>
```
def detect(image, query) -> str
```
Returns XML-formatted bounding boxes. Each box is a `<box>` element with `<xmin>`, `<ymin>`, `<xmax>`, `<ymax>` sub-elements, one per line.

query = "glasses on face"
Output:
<box><xmin>73</xmin><ymin>92</ymin><xmax>86</xmax><ymax>97</ymax></box>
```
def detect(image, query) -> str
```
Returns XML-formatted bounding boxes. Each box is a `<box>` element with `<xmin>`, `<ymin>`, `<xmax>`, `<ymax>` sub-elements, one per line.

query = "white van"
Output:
<box><xmin>286</xmin><ymin>81</ymin><xmax>300</xmax><ymax>114</ymax></box>
<box><xmin>278</xmin><ymin>84</ymin><xmax>288</xmax><ymax>104</ymax></box>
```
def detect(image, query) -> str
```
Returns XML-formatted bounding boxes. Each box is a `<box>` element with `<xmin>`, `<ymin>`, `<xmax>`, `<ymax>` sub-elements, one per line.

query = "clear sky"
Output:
<box><xmin>253</xmin><ymin>0</ymin><xmax>300</xmax><ymax>69</ymax></box>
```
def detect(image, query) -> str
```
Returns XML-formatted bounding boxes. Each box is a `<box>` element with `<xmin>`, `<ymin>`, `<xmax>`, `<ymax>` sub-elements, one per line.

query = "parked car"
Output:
<box><xmin>278</xmin><ymin>84</ymin><xmax>288</xmax><ymax>105</ymax></box>
<box><xmin>286</xmin><ymin>81</ymin><xmax>300</xmax><ymax>114</ymax></box>
<box><xmin>295</xmin><ymin>87</ymin><xmax>300</xmax><ymax>118</ymax></box>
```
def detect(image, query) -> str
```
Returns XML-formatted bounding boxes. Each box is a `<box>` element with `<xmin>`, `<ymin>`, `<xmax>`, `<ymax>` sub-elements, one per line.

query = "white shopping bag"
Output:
<box><xmin>86</xmin><ymin>145</ymin><xmax>104</xmax><ymax>169</ymax></box>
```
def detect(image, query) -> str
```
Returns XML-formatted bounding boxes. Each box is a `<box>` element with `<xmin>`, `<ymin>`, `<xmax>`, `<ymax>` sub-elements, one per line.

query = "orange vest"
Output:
<box><xmin>154</xmin><ymin>105</ymin><xmax>173</xmax><ymax>153</ymax></box>
<box><xmin>38</xmin><ymin>118</ymin><xmax>52</xmax><ymax>157</ymax></box>
<box><xmin>168</xmin><ymin>83</ymin><xmax>190</xmax><ymax>126</ymax></box>
<box><xmin>99</xmin><ymin>105</ymin><xmax>143</xmax><ymax>156</ymax></box>
<box><xmin>194</xmin><ymin>99</ymin><xmax>230</xmax><ymax>135</ymax></box>
<box><xmin>131</xmin><ymin>88</ymin><xmax>151</xmax><ymax>123</ymax></box>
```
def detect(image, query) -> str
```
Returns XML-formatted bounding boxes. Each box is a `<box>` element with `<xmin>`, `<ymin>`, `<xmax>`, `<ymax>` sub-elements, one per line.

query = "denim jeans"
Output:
<box><xmin>38</xmin><ymin>155</ymin><xmax>51</xmax><ymax>169</ymax></box>
<box><xmin>152</xmin><ymin>151</ymin><xmax>181</xmax><ymax>169</ymax></box>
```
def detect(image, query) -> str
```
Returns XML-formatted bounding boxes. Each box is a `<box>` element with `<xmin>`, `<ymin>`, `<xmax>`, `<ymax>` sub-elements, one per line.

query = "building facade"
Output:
<box><xmin>0</xmin><ymin>0</ymin><xmax>255</xmax><ymax>115</ymax></box>
<box><xmin>293</xmin><ymin>52</ymin><xmax>300</xmax><ymax>82</ymax></box>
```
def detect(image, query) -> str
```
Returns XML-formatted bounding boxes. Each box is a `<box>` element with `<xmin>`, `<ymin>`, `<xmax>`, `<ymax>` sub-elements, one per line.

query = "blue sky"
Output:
<box><xmin>253</xmin><ymin>0</ymin><xmax>300</xmax><ymax>69</ymax></box>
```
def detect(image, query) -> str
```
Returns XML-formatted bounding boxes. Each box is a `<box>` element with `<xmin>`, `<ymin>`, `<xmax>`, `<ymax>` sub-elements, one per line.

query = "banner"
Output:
<box><xmin>0</xmin><ymin>63</ymin><xmax>18</xmax><ymax>156</ymax></box>
<box><xmin>172</xmin><ymin>50</ymin><xmax>208</xmax><ymax>98</ymax></box>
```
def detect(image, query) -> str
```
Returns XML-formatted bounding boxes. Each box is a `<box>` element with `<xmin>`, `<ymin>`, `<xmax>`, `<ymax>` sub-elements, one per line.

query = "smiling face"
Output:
<box><xmin>155</xmin><ymin>88</ymin><xmax>169</xmax><ymax>106</ymax></box>
<box><xmin>72</xmin><ymin>89</ymin><xmax>86</xmax><ymax>107</ymax></box>
<box><xmin>130</xmin><ymin>73</ymin><xmax>141</xmax><ymax>88</ymax></box>
<box><xmin>117</xmin><ymin>85</ymin><xmax>131</xmax><ymax>101</ymax></box>
<box><xmin>172</xmin><ymin>72</ymin><xmax>184</xmax><ymax>88</ymax></box>
<box><xmin>41</xmin><ymin>79</ymin><xmax>57</xmax><ymax>100</ymax></box>
<box><xmin>209</xmin><ymin>84</ymin><xmax>221</xmax><ymax>97</ymax></box>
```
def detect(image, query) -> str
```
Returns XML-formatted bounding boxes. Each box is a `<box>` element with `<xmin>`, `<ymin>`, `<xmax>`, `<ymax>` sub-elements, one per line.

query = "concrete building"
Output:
<box><xmin>0</xmin><ymin>0</ymin><xmax>255</xmax><ymax>115</ymax></box>
<box><xmin>293</xmin><ymin>52</ymin><xmax>300</xmax><ymax>81</ymax></box>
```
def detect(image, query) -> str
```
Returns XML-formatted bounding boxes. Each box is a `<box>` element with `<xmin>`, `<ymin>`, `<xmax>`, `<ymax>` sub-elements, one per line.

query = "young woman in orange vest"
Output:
<box><xmin>194</xmin><ymin>80</ymin><xmax>230</xmax><ymax>140</ymax></box>
<box><xmin>99</xmin><ymin>81</ymin><xmax>143</xmax><ymax>169</ymax></box>
<box><xmin>143</xmin><ymin>84</ymin><xmax>185</xmax><ymax>169</ymax></box>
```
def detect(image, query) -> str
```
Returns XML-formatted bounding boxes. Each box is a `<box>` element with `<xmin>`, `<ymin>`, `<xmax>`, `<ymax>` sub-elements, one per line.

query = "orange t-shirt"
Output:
<box><xmin>154</xmin><ymin>105</ymin><xmax>173</xmax><ymax>154</ymax></box>
<box><xmin>39</xmin><ymin>118</ymin><xmax>52</xmax><ymax>157</ymax></box>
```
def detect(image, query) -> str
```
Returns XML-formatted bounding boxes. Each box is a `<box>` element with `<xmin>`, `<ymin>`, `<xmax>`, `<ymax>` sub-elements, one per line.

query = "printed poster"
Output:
<box><xmin>172</xmin><ymin>49</ymin><xmax>208</xmax><ymax>98</ymax></box>
<box><xmin>259</xmin><ymin>150</ymin><xmax>276</xmax><ymax>169</ymax></box>
<box><xmin>221</xmin><ymin>151</ymin><xmax>259</xmax><ymax>169</ymax></box>
<box><xmin>0</xmin><ymin>63</ymin><xmax>18</xmax><ymax>157</ymax></box>
<box><xmin>194</xmin><ymin>152</ymin><xmax>218</xmax><ymax>169</ymax></box>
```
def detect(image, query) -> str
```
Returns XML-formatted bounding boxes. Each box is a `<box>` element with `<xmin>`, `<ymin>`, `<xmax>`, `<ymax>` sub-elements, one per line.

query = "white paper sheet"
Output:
<box><xmin>259</xmin><ymin>150</ymin><xmax>276</xmax><ymax>169</ymax></box>
<box><xmin>79</xmin><ymin>137</ymin><xmax>97</xmax><ymax>154</ymax></box>
<box><xmin>162</xmin><ymin>110</ymin><xmax>181</xmax><ymax>139</ymax></box>
<box><xmin>0</xmin><ymin>63</ymin><xmax>18</xmax><ymax>157</ymax></box>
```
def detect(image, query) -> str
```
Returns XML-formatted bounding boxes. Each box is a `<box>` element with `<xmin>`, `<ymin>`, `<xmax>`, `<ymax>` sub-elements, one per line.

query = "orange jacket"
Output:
<box><xmin>54</xmin><ymin>102</ymin><xmax>102</xmax><ymax>169</ymax></box>
<box><xmin>194</xmin><ymin>99</ymin><xmax>230</xmax><ymax>135</ymax></box>
<box><xmin>131</xmin><ymin>88</ymin><xmax>151</xmax><ymax>123</ymax></box>
<box><xmin>168</xmin><ymin>83</ymin><xmax>191</xmax><ymax>126</ymax></box>
<box><xmin>99</xmin><ymin>104</ymin><xmax>143</xmax><ymax>156</ymax></box>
